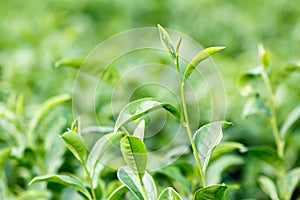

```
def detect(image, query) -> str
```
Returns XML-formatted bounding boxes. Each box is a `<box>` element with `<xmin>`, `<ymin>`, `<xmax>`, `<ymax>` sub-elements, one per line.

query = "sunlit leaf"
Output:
<box><xmin>158</xmin><ymin>187</ymin><xmax>182</xmax><ymax>200</ymax></box>
<box><xmin>258</xmin><ymin>44</ymin><xmax>270</xmax><ymax>69</ymax></box>
<box><xmin>194</xmin><ymin>184</ymin><xmax>227</xmax><ymax>200</ymax></box>
<box><xmin>117</xmin><ymin>167</ymin><xmax>156</xmax><ymax>200</ymax></box>
<box><xmin>211</xmin><ymin>142</ymin><xmax>245</xmax><ymax>161</ymax></box>
<box><xmin>184</xmin><ymin>46</ymin><xmax>225</xmax><ymax>80</ymax></box>
<box><xmin>193</xmin><ymin>121</ymin><xmax>229</xmax><ymax>173</ymax></box>
<box><xmin>157</xmin><ymin>24</ymin><xmax>176</xmax><ymax>60</ymax></box>
<box><xmin>29</xmin><ymin>174</ymin><xmax>91</xmax><ymax>200</ymax></box>
<box><xmin>257</xmin><ymin>176</ymin><xmax>279</xmax><ymax>200</ymax></box>
<box><xmin>280</xmin><ymin>106</ymin><xmax>300</xmax><ymax>138</ymax></box>
<box><xmin>61</xmin><ymin>131</ymin><xmax>87</xmax><ymax>164</ymax></box>
<box><xmin>15</xmin><ymin>190</ymin><xmax>51</xmax><ymax>200</ymax></box>
<box><xmin>114</xmin><ymin>98</ymin><xmax>180</xmax><ymax>133</ymax></box>
<box><xmin>120</xmin><ymin>136</ymin><xmax>148</xmax><ymax>182</ymax></box>
<box><xmin>133</xmin><ymin>120</ymin><xmax>145</xmax><ymax>141</ymax></box>
<box><xmin>54</xmin><ymin>57</ymin><xmax>84</xmax><ymax>69</ymax></box>
<box><xmin>285</xmin><ymin>167</ymin><xmax>300</xmax><ymax>200</ymax></box>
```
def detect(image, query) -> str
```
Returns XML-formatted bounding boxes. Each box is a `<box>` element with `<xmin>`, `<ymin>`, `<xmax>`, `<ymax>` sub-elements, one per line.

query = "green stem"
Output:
<box><xmin>175</xmin><ymin>60</ymin><xmax>206</xmax><ymax>187</ymax></box>
<box><xmin>83</xmin><ymin>162</ymin><xmax>96</xmax><ymax>200</ymax></box>
<box><xmin>261</xmin><ymin>70</ymin><xmax>284</xmax><ymax>158</ymax></box>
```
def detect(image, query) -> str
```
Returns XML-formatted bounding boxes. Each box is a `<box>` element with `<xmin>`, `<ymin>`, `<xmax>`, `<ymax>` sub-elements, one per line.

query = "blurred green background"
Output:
<box><xmin>1</xmin><ymin>0</ymin><xmax>300</xmax><ymax>199</ymax></box>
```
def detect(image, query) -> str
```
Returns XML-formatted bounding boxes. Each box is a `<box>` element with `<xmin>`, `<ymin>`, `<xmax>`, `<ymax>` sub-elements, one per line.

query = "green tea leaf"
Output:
<box><xmin>246</xmin><ymin>147</ymin><xmax>285</xmax><ymax>174</ymax></box>
<box><xmin>133</xmin><ymin>120</ymin><xmax>145</xmax><ymax>141</ymax></box>
<box><xmin>257</xmin><ymin>176</ymin><xmax>279</xmax><ymax>200</ymax></box>
<box><xmin>285</xmin><ymin>167</ymin><xmax>300</xmax><ymax>200</ymax></box>
<box><xmin>280</xmin><ymin>106</ymin><xmax>300</xmax><ymax>138</ymax></box>
<box><xmin>194</xmin><ymin>184</ymin><xmax>227</xmax><ymax>200</ymax></box>
<box><xmin>271</xmin><ymin>62</ymin><xmax>300</xmax><ymax>89</ymax></box>
<box><xmin>193</xmin><ymin>121</ymin><xmax>229</xmax><ymax>174</ymax></box>
<box><xmin>211</xmin><ymin>142</ymin><xmax>245</xmax><ymax>161</ymax></box>
<box><xmin>29</xmin><ymin>174</ymin><xmax>92</xmax><ymax>200</ymax></box>
<box><xmin>114</xmin><ymin>98</ymin><xmax>180</xmax><ymax>133</ymax></box>
<box><xmin>87</xmin><ymin>132</ymin><xmax>123</xmax><ymax>182</ymax></box>
<box><xmin>237</xmin><ymin>71</ymin><xmax>262</xmax><ymax>97</ymax></box>
<box><xmin>158</xmin><ymin>166</ymin><xmax>190</xmax><ymax>193</ymax></box>
<box><xmin>107</xmin><ymin>185</ymin><xmax>128</xmax><ymax>200</ymax></box>
<box><xmin>184</xmin><ymin>46</ymin><xmax>225</xmax><ymax>80</ymax></box>
<box><xmin>0</xmin><ymin>147</ymin><xmax>11</xmax><ymax>174</ymax></box>
<box><xmin>117</xmin><ymin>167</ymin><xmax>155</xmax><ymax>200</ymax></box>
<box><xmin>54</xmin><ymin>57</ymin><xmax>84</xmax><ymax>69</ymax></box>
<box><xmin>61</xmin><ymin>131</ymin><xmax>87</xmax><ymax>164</ymax></box>
<box><xmin>206</xmin><ymin>155</ymin><xmax>244</xmax><ymax>185</ymax></box>
<box><xmin>258</xmin><ymin>44</ymin><xmax>270</xmax><ymax>69</ymax></box>
<box><xmin>157</xmin><ymin>24</ymin><xmax>176</xmax><ymax>60</ymax></box>
<box><xmin>120</xmin><ymin>136</ymin><xmax>148</xmax><ymax>182</ymax></box>
<box><xmin>15</xmin><ymin>190</ymin><xmax>51</xmax><ymax>200</ymax></box>
<box><xmin>158</xmin><ymin>187</ymin><xmax>182</xmax><ymax>200</ymax></box>
<box><xmin>241</xmin><ymin>94</ymin><xmax>270</xmax><ymax>118</ymax></box>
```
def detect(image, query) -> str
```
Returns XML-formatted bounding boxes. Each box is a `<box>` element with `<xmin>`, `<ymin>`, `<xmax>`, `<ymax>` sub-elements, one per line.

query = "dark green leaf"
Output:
<box><xmin>61</xmin><ymin>131</ymin><xmax>87</xmax><ymax>164</ymax></box>
<box><xmin>211</xmin><ymin>142</ymin><xmax>245</xmax><ymax>161</ymax></box>
<box><xmin>193</xmin><ymin>121</ymin><xmax>229</xmax><ymax>173</ymax></box>
<box><xmin>157</xmin><ymin>24</ymin><xmax>176</xmax><ymax>60</ymax></box>
<box><xmin>184</xmin><ymin>46</ymin><xmax>225</xmax><ymax>80</ymax></box>
<box><xmin>29</xmin><ymin>174</ymin><xmax>91</xmax><ymax>200</ymax></box>
<box><xmin>158</xmin><ymin>187</ymin><xmax>182</xmax><ymax>200</ymax></box>
<box><xmin>246</xmin><ymin>147</ymin><xmax>285</xmax><ymax>174</ymax></box>
<box><xmin>194</xmin><ymin>184</ymin><xmax>227</xmax><ymax>200</ymax></box>
<box><xmin>120</xmin><ymin>136</ymin><xmax>148</xmax><ymax>182</ymax></box>
<box><xmin>257</xmin><ymin>176</ymin><xmax>279</xmax><ymax>200</ymax></box>
<box><xmin>114</xmin><ymin>98</ymin><xmax>180</xmax><ymax>132</ymax></box>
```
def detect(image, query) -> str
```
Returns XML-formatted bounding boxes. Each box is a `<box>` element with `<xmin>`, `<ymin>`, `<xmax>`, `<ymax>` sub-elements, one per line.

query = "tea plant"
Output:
<box><xmin>238</xmin><ymin>45</ymin><xmax>300</xmax><ymax>199</ymax></box>
<box><xmin>29</xmin><ymin>25</ymin><xmax>242</xmax><ymax>199</ymax></box>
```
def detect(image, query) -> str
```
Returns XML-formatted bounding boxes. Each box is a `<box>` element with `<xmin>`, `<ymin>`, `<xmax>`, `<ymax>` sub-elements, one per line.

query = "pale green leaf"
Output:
<box><xmin>29</xmin><ymin>174</ymin><xmax>91</xmax><ymax>200</ymax></box>
<box><xmin>158</xmin><ymin>187</ymin><xmax>182</xmax><ymax>200</ymax></box>
<box><xmin>133</xmin><ymin>120</ymin><xmax>145</xmax><ymax>141</ymax></box>
<box><xmin>257</xmin><ymin>176</ymin><xmax>279</xmax><ymax>200</ymax></box>
<box><xmin>15</xmin><ymin>190</ymin><xmax>51</xmax><ymax>200</ymax></box>
<box><xmin>0</xmin><ymin>147</ymin><xmax>11</xmax><ymax>173</ymax></box>
<box><xmin>241</xmin><ymin>94</ymin><xmax>270</xmax><ymax>118</ymax></box>
<box><xmin>60</xmin><ymin>131</ymin><xmax>87</xmax><ymax>164</ymax></box>
<box><xmin>184</xmin><ymin>46</ymin><xmax>225</xmax><ymax>80</ymax></box>
<box><xmin>120</xmin><ymin>136</ymin><xmax>148</xmax><ymax>182</ymax></box>
<box><xmin>258</xmin><ymin>44</ymin><xmax>270</xmax><ymax>69</ymax></box>
<box><xmin>237</xmin><ymin>70</ymin><xmax>262</xmax><ymax>97</ymax></box>
<box><xmin>54</xmin><ymin>57</ymin><xmax>84</xmax><ymax>68</ymax></box>
<box><xmin>211</xmin><ymin>142</ymin><xmax>245</xmax><ymax>161</ymax></box>
<box><xmin>194</xmin><ymin>184</ymin><xmax>227</xmax><ymax>200</ymax></box>
<box><xmin>114</xmin><ymin>98</ymin><xmax>180</xmax><ymax>133</ymax></box>
<box><xmin>107</xmin><ymin>185</ymin><xmax>128</xmax><ymax>200</ymax></box>
<box><xmin>193</xmin><ymin>121</ymin><xmax>229</xmax><ymax>173</ymax></box>
<box><xmin>157</xmin><ymin>24</ymin><xmax>176</xmax><ymax>60</ymax></box>
<box><xmin>285</xmin><ymin>167</ymin><xmax>300</xmax><ymax>200</ymax></box>
<box><xmin>280</xmin><ymin>106</ymin><xmax>300</xmax><ymax>138</ymax></box>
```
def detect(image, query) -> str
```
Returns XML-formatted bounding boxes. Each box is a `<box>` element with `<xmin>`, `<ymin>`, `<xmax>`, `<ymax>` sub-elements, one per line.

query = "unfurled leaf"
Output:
<box><xmin>158</xmin><ymin>166</ymin><xmax>190</xmax><ymax>193</ymax></box>
<box><xmin>87</xmin><ymin>132</ymin><xmax>123</xmax><ymax>182</ymax></box>
<box><xmin>120</xmin><ymin>136</ymin><xmax>148</xmax><ymax>182</ymax></box>
<box><xmin>158</xmin><ymin>24</ymin><xmax>176</xmax><ymax>60</ymax></box>
<box><xmin>184</xmin><ymin>46</ymin><xmax>225</xmax><ymax>80</ymax></box>
<box><xmin>194</xmin><ymin>184</ymin><xmax>227</xmax><ymax>200</ymax></box>
<box><xmin>107</xmin><ymin>185</ymin><xmax>128</xmax><ymax>200</ymax></box>
<box><xmin>114</xmin><ymin>98</ymin><xmax>180</xmax><ymax>133</ymax></box>
<box><xmin>280</xmin><ymin>106</ymin><xmax>300</xmax><ymax>138</ymax></box>
<box><xmin>246</xmin><ymin>147</ymin><xmax>285</xmax><ymax>174</ymax></box>
<box><xmin>206</xmin><ymin>155</ymin><xmax>244</xmax><ymax>185</ymax></box>
<box><xmin>133</xmin><ymin>120</ymin><xmax>145</xmax><ymax>141</ymax></box>
<box><xmin>54</xmin><ymin>57</ymin><xmax>84</xmax><ymax>68</ymax></box>
<box><xmin>257</xmin><ymin>176</ymin><xmax>279</xmax><ymax>200</ymax></box>
<box><xmin>285</xmin><ymin>167</ymin><xmax>300</xmax><ymax>200</ymax></box>
<box><xmin>158</xmin><ymin>187</ymin><xmax>182</xmax><ymax>200</ymax></box>
<box><xmin>193</xmin><ymin>121</ymin><xmax>229</xmax><ymax>173</ymax></box>
<box><xmin>15</xmin><ymin>190</ymin><xmax>51</xmax><ymax>200</ymax></box>
<box><xmin>117</xmin><ymin>167</ymin><xmax>156</xmax><ymax>200</ymax></box>
<box><xmin>61</xmin><ymin>131</ymin><xmax>87</xmax><ymax>164</ymax></box>
<box><xmin>0</xmin><ymin>147</ymin><xmax>11</xmax><ymax>173</ymax></box>
<box><xmin>237</xmin><ymin>70</ymin><xmax>262</xmax><ymax>97</ymax></box>
<box><xmin>241</xmin><ymin>94</ymin><xmax>270</xmax><ymax>118</ymax></box>
<box><xmin>211</xmin><ymin>142</ymin><xmax>245</xmax><ymax>161</ymax></box>
<box><xmin>29</xmin><ymin>174</ymin><xmax>91</xmax><ymax>200</ymax></box>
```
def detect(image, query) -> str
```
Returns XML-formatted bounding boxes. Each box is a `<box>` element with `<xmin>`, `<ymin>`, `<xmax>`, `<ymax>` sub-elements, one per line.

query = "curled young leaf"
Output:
<box><xmin>184</xmin><ymin>46</ymin><xmax>225</xmax><ymax>80</ymax></box>
<box><xmin>158</xmin><ymin>24</ymin><xmax>176</xmax><ymax>61</ymax></box>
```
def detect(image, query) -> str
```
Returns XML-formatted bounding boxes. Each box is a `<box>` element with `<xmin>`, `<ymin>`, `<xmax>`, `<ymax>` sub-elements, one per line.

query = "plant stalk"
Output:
<box><xmin>261</xmin><ymin>70</ymin><xmax>284</xmax><ymax>158</ymax></box>
<box><xmin>175</xmin><ymin>60</ymin><xmax>206</xmax><ymax>187</ymax></box>
<box><xmin>83</xmin><ymin>162</ymin><xmax>96</xmax><ymax>200</ymax></box>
